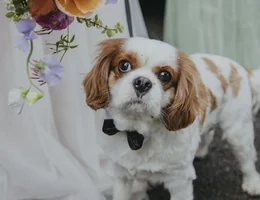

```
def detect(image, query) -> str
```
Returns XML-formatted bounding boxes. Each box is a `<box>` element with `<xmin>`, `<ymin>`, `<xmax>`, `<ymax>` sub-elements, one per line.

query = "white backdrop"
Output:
<box><xmin>0</xmin><ymin>1</ymin><xmax>148</xmax><ymax>199</ymax></box>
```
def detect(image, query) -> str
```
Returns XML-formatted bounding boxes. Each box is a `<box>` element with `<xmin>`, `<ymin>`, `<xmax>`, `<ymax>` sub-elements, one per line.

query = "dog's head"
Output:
<box><xmin>83</xmin><ymin>37</ymin><xmax>205</xmax><ymax>131</ymax></box>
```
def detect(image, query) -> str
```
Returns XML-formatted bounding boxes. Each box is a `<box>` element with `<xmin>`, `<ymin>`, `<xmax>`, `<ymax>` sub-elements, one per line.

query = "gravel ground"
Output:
<box><xmin>139</xmin><ymin>0</ymin><xmax>260</xmax><ymax>199</ymax></box>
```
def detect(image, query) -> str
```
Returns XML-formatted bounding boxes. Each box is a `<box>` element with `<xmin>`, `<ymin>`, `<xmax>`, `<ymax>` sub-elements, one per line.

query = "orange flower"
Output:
<box><xmin>28</xmin><ymin>0</ymin><xmax>56</xmax><ymax>17</ymax></box>
<box><xmin>55</xmin><ymin>0</ymin><xmax>103</xmax><ymax>17</ymax></box>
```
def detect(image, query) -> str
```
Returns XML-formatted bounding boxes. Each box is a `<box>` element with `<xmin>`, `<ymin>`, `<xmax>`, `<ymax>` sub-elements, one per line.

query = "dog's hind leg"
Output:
<box><xmin>195</xmin><ymin>129</ymin><xmax>215</xmax><ymax>159</ymax></box>
<box><xmin>222</xmin><ymin>116</ymin><xmax>260</xmax><ymax>196</ymax></box>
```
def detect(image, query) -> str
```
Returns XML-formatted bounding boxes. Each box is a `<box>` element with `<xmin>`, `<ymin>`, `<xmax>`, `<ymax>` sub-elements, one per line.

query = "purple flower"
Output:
<box><xmin>15</xmin><ymin>37</ymin><xmax>30</xmax><ymax>52</ymax></box>
<box><xmin>35</xmin><ymin>55</ymin><xmax>64</xmax><ymax>87</ymax></box>
<box><xmin>34</xmin><ymin>10</ymin><xmax>74</xmax><ymax>31</ymax></box>
<box><xmin>16</xmin><ymin>19</ymin><xmax>36</xmax><ymax>34</ymax></box>
<box><xmin>105</xmin><ymin>0</ymin><xmax>118</xmax><ymax>4</ymax></box>
<box><xmin>15</xmin><ymin>19</ymin><xmax>37</xmax><ymax>52</ymax></box>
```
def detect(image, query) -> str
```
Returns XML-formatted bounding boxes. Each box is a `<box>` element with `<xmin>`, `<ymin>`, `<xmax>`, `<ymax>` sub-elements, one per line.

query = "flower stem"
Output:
<box><xmin>60</xmin><ymin>49</ymin><xmax>67</xmax><ymax>62</ymax></box>
<box><xmin>60</xmin><ymin>18</ymin><xmax>70</xmax><ymax>62</ymax></box>
<box><xmin>60</xmin><ymin>46</ymin><xmax>68</xmax><ymax>62</ymax></box>
<box><xmin>26</xmin><ymin>40</ymin><xmax>43</xmax><ymax>93</ymax></box>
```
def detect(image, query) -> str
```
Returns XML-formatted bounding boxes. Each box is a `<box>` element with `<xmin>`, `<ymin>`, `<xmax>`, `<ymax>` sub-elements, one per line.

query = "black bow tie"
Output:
<box><xmin>102</xmin><ymin>119</ymin><xmax>144</xmax><ymax>150</ymax></box>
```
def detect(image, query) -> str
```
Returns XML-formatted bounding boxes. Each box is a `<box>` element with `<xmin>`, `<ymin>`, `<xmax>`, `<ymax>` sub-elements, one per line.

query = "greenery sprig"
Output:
<box><xmin>77</xmin><ymin>14</ymin><xmax>124</xmax><ymax>37</ymax></box>
<box><xmin>48</xmin><ymin>34</ymin><xmax>78</xmax><ymax>61</ymax></box>
<box><xmin>5</xmin><ymin>0</ymin><xmax>29</xmax><ymax>21</ymax></box>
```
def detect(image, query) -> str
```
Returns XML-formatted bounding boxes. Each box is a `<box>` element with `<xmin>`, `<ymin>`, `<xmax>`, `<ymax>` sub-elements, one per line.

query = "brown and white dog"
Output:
<box><xmin>83</xmin><ymin>37</ymin><xmax>260</xmax><ymax>200</ymax></box>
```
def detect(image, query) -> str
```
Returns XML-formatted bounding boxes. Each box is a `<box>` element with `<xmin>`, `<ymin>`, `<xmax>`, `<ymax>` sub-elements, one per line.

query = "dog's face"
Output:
<box><xmin>83</xmin><ymin>37</ymin><xmax>204</xmax><ymax>131</ymax></box>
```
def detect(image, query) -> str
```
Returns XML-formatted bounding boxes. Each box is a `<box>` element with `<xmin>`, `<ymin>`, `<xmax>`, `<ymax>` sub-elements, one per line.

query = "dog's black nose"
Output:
<box><xmin>133</xmin><ymin>76</ymin><xmax>152</xmax><ymax>97</ymax></box>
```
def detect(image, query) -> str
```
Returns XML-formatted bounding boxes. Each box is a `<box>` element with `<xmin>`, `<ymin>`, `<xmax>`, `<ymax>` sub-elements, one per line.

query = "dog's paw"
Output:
<box><xmin>195</xmin><ymin>147</ymin><xmax>208</xmax><ymax>159</ymax></box>
<box><xmin>131</xmin><ymin>191</ymin><xmax>149</xmax><ymax>200</ymax></box>
<box><xmin>242</xmin><ymin>176</ymin><xmax>260</xmax><ymax>196</ymax></box>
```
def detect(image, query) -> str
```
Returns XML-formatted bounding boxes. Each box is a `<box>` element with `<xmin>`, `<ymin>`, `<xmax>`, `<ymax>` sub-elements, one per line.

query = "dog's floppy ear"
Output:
<box><xmin>83</xmin><ymin>38</ymin><xmax>125</xmax><ymax>110</ymax></box>
<box><xmin>163</xmin><ymin>52</ymin><xmax>204</xmax><ymax>131</ymax></box>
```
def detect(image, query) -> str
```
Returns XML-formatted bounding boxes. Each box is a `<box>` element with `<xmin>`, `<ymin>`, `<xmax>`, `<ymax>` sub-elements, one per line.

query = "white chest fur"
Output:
<box><xmin>96</xmin><ymin>114</ymin><xmax>201</xmax><ymax>182</ymax></box>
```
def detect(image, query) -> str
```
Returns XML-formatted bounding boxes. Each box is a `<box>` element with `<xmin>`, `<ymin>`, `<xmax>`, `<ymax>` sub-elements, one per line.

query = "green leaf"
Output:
<box><xmin>70</xmin><ymin>35</ymin><xmax>75</xmax><ymax>43</ymax></box>
<box><xmin>57</xmin><ymin>41</ymin><xmax>64</xmax><ymax>45</ymax></box>
<box><xmin>106</xmin><ymin>30</ymin><xmax>114</xmax><ymax>37</ymax></box>
<box><xmin>15</xmin><ymin>7</ymin><xmax>26</xmax><ymax>15</ymax></box>
<box><xmin>58</xmin><ymin>45</ymin><xmax>69</xmax><ymax>48</ymax></box>
<box><xmin>94</xmin><ymin>14</ymin><xmax>99</xmax><ymax>21</ymax></box>
<box><xmin>63</xmin><ymin>35</ymin><xmax>68</xmax><ymax>40</ymax></box>
<box><xmin>116</xmin><ymin>22</ymin><xmax>121</xmax><ymax>28</ymax></box>
<box><xmin>118</xmin><ymin>26</ymin><xmax>125</xmax><ymax>33</ymax></box>
<box><xmin>76</xmin><ymin>17</ymin><xmax>84</xmax><ymax>23</ymax></box>
<box><xmin>61</xmin><ymin>34</ymin><xmax>66</xmax><ymax>40</ymax></box>
<box><xmin>101</xmin><ymin>29</ymin><xmax>106</xmax><ymax>34</ymax></box>
<box><xmin>70</xmin><ymin>45</ymin><xmax>78</xmax><ymax>49</ymax></box>
<box><xmin>13</xmin><ymin>15</ymin><xmax>20</xmax><ymax>21</ymax></box>
<box><xmin>86</xmin><ymin>21</ymin><xmax>93</xmax><ymax>27</ymax></box>
<box><xmin>97</xmin><ymin>20</ymin><xmax>103</xmax><ymax>26</ymax></box>
<box><xmin>55</xmin><ymin>43</ymin><xmax>59</xmax><ymax>51</ymax></box>
<box><xmin>5</xmin><ymin>12</ymin><xmax>15</xmax><ymax>18</ymax></box>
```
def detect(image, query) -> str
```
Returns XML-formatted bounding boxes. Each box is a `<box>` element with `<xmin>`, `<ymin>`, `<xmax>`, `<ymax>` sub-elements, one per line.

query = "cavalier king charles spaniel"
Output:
<box><xmin>83</xmin><ymin>37</ymin><xmax>260</xmax><ymax>200</ymax></box>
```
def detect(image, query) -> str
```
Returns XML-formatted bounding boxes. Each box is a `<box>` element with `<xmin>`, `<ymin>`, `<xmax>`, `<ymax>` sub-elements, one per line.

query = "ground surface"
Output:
<box><xmin>139</xmin><ymin>0</ymin><xmax>260</xmax><ymax>199</ymax></box>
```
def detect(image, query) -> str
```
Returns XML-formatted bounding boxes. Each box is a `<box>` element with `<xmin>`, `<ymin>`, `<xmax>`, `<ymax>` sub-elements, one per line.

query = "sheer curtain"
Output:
<box><xmin>164</xmin><ymin>0</ymin><xmax>260</xmax><ymax>69</ymax></box>
<box><xmin>0</xmin><ymin>0</ymin><xmax>148</xmax><ymax>199</ymax></box>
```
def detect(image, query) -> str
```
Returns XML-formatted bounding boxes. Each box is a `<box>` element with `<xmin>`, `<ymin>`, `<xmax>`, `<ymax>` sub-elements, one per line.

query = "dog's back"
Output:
<box><xmin>191</xmin><ymin>54</ymin><xmax>254</xmax><ymax>134</ymax></box>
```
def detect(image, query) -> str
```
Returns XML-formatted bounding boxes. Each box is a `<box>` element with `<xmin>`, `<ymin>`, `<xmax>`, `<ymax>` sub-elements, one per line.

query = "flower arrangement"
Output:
<box><xmin>4</xmin><ymin>0</ymin><xmax>124</xmax><ymax>114</ymax></box>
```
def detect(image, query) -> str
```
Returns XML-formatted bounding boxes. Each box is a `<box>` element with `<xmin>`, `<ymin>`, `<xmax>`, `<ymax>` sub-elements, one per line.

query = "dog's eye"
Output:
<box><xmin>158</xmin><ymin>71</ymin><xmax>171</xmax><ymax>83</ymax></box>
<box><xmin>119</xmin><ymin>60</ymin><xmax>132</xmax><ymax>73</ymax></box>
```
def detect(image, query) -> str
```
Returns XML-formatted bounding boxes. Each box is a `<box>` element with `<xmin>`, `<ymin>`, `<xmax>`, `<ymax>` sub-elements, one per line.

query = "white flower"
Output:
<box><xmin>26</xmin><ymin>92</ymin><xmax>43</xmax><ymax>106</ymax></box>
<box><xmin>8</xmin><ymin>88</ymin><xmax>28</xmax><ymax>114</ymax></box>
<box><xmin>3</xmin><ymin>0</ymin><xmax>15</xmax><ymax>11</ymax></box>
<box><xmin>3</xmin><ymin>0</ymin><xmax>13</xmax><ymax>3</ymax></box>
<box><xmin>20</xmin><ymin>12</ymin><xmax>31</xmax><ymax>19</ymax></box>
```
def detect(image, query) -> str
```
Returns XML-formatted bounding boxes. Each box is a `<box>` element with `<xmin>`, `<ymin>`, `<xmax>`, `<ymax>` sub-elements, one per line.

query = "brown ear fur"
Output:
<box><xmin>83</xmin><ymin>38</ymin><xmax>125</xmax><ymax>110</ymax></box>
<box><xmin>164</xmin><ymin>52</ymin><xmax>204</xmax><ymax>131</ymax></box>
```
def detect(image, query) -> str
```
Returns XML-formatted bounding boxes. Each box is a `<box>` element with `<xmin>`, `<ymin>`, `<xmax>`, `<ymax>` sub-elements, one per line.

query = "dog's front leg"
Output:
<box><xmin>166</xmin><ymin>179</ymin><xmax>193</xmax><ymax>200</ymax></box>
<box><xmin>113</xmin><ymin>178</ymin><xmax>133</xmax><ymax>200</ymax></box>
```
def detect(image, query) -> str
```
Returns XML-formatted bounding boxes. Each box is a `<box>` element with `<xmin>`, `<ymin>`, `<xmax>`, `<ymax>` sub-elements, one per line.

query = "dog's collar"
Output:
<box><xmin>102</xmin><ymin>110</ymin><xmax>150</xmax><ymax>150</ymax></box>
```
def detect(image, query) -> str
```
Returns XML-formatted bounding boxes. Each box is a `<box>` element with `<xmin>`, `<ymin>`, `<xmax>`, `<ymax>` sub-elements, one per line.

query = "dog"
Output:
<box><xmin>83</xmin><ymin>37</ymin><xmax>260</xmax><ymax>200</ymax></box>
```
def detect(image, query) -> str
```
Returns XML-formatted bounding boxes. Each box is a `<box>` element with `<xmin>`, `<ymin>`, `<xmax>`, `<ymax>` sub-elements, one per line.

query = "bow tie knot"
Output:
<box><xmin>102</xmin><ymin>118</ymin><xmax>145</xmax><ymax>150</ymax></box>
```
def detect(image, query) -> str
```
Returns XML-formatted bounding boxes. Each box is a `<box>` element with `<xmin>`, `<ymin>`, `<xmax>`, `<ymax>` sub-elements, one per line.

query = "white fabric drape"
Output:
<box><xmin>0</xmin><ymin>1</ymin><xmax>148</xmax><ymax>199</ymax></box>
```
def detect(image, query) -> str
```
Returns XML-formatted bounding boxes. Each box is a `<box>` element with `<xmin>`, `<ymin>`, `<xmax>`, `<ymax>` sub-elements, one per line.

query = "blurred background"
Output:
<box><xmin>140</xmin><ymin>0</ymin><xmax>260</xmax><ymax>70</ymax></box>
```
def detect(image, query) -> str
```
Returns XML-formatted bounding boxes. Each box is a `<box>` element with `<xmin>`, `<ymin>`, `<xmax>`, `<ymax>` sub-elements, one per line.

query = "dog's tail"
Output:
<box><xmin>249</xmin><ymin>68</ymin><xmax>260</xmax><ymax>115</ymax></box>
